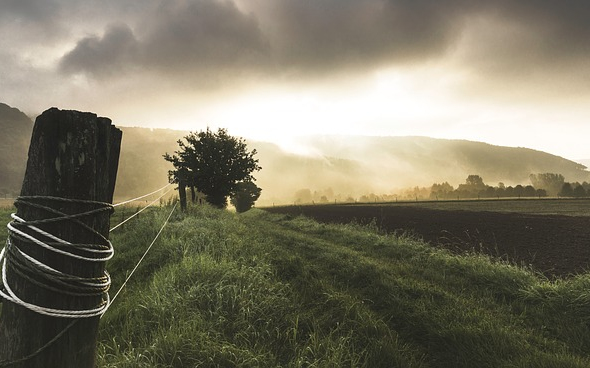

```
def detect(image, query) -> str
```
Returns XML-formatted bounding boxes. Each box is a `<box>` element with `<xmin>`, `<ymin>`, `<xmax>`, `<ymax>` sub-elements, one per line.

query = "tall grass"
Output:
<box><xmin>63</xmin><ymin>205</ymin><xmax>590</xmax><ymax>366</ymax></box>
<box><xmin>0</xmin><ymin>207</ymin><xmax>11</xmax><ymax>241</ymax></box>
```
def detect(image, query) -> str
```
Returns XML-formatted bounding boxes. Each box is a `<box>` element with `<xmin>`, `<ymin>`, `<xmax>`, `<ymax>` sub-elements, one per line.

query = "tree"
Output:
<box><xmin>294</xmin><ymin>189</ymin><xmax>313</xmax><ymax>204</ymax></box>
<box><xmin>523</xmin><ymin>185</ymin><xmax>536</xmax><ymax>197</ymax></box>
<box><xmin>430</xmin><ymin>182</ymin><xmax>454</xmax><ymax>199</ymax></box>
<box><xmin>573</xmin><ymin>184</ymin><xmax>587</xmax><ymax>198</ymax></box>
<box><xmin>559</xmin><ymin>182</ymin><xmax>574</xmax><ymax>197</ymax></box>
<box><xmin>530</xmin><ymin>173</ymin><xmax>565</xmax><ymax>197</ymax></box>
<box><xmin>465</xmin><ymin>175</ymin><xmax>485</xmax><ymax>188</ymax></box>
<box><xmin>536</xmin><ymin>189</ymin><xmax>547</xmax><ymax>198</ymax></box>
<box><xmin>457</xmin><ymin>175</ymin><xmax>486</xmax><ymax>198</ymax></box>
<box><xmin>164</xmin><ymin>128</ymin><xmax>261</xmax><ymax>208</ymax></box>
<box><xmin>514</xmin><ymin>185</ymin><xmax>524</xmax><ymax>198</ymax></box>
<box><xmin>230</xmin><ymin>181</ymin><xmax>262</xmax><ymax>213</ymax></box>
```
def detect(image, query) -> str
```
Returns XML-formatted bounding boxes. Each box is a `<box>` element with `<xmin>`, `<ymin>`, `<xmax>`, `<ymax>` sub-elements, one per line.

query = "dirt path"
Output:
<box><xmin>265</xmin><ymin>205</ymin><xmax>590</xmax><ymax>278</ymax></box>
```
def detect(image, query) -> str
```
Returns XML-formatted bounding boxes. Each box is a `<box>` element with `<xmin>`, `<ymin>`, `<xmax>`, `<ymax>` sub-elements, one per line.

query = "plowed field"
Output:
<box><xmin>265</xmin><ymin>202</ymin><xmax>590</xmax><ymax>278</ymax></box>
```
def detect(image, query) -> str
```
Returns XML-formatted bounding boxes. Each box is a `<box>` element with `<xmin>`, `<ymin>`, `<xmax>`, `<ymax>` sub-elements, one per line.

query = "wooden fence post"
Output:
<box><xmin>0</xmin><ymin>108</ymin><xmax>122</xmax><ymax>367</ymax></box>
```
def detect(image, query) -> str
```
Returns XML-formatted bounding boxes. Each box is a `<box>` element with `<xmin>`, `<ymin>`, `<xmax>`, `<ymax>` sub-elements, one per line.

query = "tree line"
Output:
<box><xmin>430</xmin><ymin>173</ymin><xmax>589</xmax><ymax>200</ymax></box>
<box><xmin>292</xmin><ymin>173</ymin><xmax>590</xmax><ymax>204</ymax></box>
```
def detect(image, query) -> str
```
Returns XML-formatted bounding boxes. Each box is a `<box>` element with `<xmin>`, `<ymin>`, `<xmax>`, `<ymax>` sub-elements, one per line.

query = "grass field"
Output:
<box><xmin>2</xmin><ymin>204</ymin><xmax>590</xmax><ymax>366</ymax></box>
<box><xmin>96</xmin><ymin>205</ymin><xmax>590</xmax><ymax>367</ymax></box>
<box><xmin>0</xmin><ymin>199</ymin><xmax>15</xmax><ymax>210</ymax></box>
<box><xmin>0</xmin><ymin>207</ymin><xmax>11</xmax><ymax>241</ymax></box>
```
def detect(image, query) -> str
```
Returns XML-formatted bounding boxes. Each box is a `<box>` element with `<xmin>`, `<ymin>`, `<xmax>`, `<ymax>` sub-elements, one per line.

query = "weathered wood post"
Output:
<box><xmin>0</xmin><ymin>108</ymin><xmax>121</xmax><ymax>367</ymax></box>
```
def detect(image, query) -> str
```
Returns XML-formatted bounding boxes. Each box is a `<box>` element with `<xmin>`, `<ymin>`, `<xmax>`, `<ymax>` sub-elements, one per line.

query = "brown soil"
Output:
<box><xmin>265</xmin><ymin>204</ymin><xmax>590</xmax><ymax>278</ymax></box>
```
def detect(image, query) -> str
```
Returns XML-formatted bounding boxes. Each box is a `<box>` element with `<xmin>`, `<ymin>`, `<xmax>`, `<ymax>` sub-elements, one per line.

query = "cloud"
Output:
<box><xmin>140</xmin><ymin>0</ymin><xmax>270</xmax><ymax>73</ymax></box>
<box><xmin>446</xmin><ymin>1</ymin><xmax>590</xmax><ymax>99</ymax></box>
<box><xmin>257</xmin><ymin>0</ymin><xmax>590</xmax><ymax>76</ymax></box>
<box><xmin>256</xmin><ymin>0</ymin><xmax>466</xmax><ymax>72</ymax></box>
<box><xmin>473</xmin><ymin>2</ymin><xmax>590</xmax><ymax>64</ymax></box>
<box><xmin>59</xmin><ymin>0</ymin><xmax>270</xmax><ymax>84</ymax></box>
<box><xmin>0</xmin><ymin>0</ymin><xmax>61</xmax><ymax>23</ymax></box>
<box><xmin>0</xmin><ymin>0</ymin><xmax>587</xmax><ymax>119</ymax></box>
<box><xmin>59</xmin><ymin>23</ymin><xmax>139</xmax><ymax>77</ymax></box>
<box><xmin>56</xmin><ymin>0</ymin><xmax>590</xmax><ymax>89</ymax></box>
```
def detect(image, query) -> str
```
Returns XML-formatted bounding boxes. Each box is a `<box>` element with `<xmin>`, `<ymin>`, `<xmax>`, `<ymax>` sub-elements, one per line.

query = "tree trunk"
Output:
<box><xmin>0</xmin><ymin>108</ymin><xmax>122</xmax><ymax>367</ymax></box>
<box><xmin>190</xmin><ymin>186</ymin><xmax>196</xmax><ymax>203</ymax></box>
<box><xmin>178</xmin><ymin>179</ymin><xmax>187</xmax><ymax>211</ymax></box>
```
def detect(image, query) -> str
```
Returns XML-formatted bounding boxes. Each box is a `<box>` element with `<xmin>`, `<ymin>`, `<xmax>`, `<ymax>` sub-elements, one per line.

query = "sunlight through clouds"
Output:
<box><xmin>1</xmin><ymin>0</ymin><xmax>589</xmax><ymax>159</ymax></box>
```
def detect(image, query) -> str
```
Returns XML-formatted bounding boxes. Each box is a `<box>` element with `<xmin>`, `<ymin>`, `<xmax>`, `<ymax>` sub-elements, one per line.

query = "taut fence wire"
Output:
<box><xmin>113</xmin><ymin>183</ymin><xmax>172</xmax><ymax>208</ymax></box>
<box><xmin>110</xmin><ymin>186</ymin><xmax>175</xmax><ymax>232</ymax></box>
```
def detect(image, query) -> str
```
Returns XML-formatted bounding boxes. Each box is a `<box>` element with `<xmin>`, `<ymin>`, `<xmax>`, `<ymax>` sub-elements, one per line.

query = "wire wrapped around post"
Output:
<box><xmin>1</xmin><ymin>196</ymin><xmax>114</xmax><ymax>318</ymax></box>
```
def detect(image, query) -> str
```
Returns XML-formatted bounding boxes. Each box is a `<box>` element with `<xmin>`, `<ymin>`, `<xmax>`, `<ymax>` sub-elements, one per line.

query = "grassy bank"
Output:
<box><xmin>93</xmin><ymin>205</ymin><xmax>590</xmax><ymax>367</ymax></box>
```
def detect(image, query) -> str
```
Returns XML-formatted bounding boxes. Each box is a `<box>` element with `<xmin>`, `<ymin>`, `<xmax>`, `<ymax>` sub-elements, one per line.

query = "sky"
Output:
<box><xmin>1</xmin><ymin>0</ymin><xmax>590</xmax><ymax>161</ymax></box>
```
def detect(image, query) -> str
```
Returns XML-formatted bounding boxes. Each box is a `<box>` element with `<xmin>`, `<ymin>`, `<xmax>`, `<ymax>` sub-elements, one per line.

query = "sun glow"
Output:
<box><xmin>108</xmin><ymin>64</ymin><xmax>590</xmax><ymax>161</ymax></box>
<box><xmin>156</xmin><ymin>68</ymin><xmax>465</xmax><ymax>151</ymax></box>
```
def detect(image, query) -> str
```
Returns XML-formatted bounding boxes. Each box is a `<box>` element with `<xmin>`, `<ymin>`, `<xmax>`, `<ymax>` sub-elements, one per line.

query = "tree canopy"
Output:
<box><xmin>230</xmin><ymin>181</ymin><xmax>262</xmax><ymax>213</ymax></box>
<box><xmin>164</xmin><ymin>128</ymin><xmax>261</xmax><ymax>208</ymax></box>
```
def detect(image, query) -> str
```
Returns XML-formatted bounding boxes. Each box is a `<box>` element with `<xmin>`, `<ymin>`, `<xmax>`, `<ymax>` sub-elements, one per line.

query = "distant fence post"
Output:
<box><xmin>0</xmin><ymin>108</ymin><xmax>122</xmax><ymax>367</ymax></box>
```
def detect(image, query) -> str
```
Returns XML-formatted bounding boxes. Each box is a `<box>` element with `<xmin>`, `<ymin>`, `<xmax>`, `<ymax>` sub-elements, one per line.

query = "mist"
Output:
<box><xmin>250</xmin><ymin>135</ymin><xmax>590</xmax><ymax>206</ymax></box>
<box><xmin>1</xmin><ymin>103</ymin><xmax>588</xmax><ymax>207</ymax></box>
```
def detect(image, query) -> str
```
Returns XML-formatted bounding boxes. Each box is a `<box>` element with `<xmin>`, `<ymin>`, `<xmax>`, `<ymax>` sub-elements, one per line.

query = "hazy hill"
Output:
<box><xmin>255</xmin><ymin>135</ymin><xmax>590</xmax><ymax>204</ymax></box>
<box><xmin>0</xmin><ymin>104</ymin><xmax>183</xmax><ymax>199</ymax></box>
<box><xmin>299</xmin><ymin>134</ymin><xmax>590</xmax><ymax>188</ymax></box>
<box><xmin>0</xmin><ymin>103</ymin><xmax>33</xmax><ymax>195</ymax></box>
<box><xmin>114</xmin><ymin>127</ymin><xmax>188</xmax><ymax>199</ymax></box>
<box><xmin>1</xmin><ymin>103</ymin><xmax>588</xmax><ymax>204</ymax></box>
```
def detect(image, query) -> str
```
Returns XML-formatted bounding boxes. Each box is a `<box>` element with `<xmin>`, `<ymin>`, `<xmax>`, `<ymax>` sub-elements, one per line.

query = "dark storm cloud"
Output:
<box><xmin>57</xmin><ymin>0</ymin><xmax>590</xmax><ymax>87</ymax></box>
<box><xmin>261</xmin><ymin>0</ymin><xmax>466</xmax><ymax>71</ymax></box>
<box><xmin>59</xmin><ymin>0</ymin><xmax>270</xmax><ymax>81</ymax></box>
<box><xmin>0</xmin><ymin>0</ymin><xmax>61</xmax><ymax>23</ymax></box>
<box><xmin>60</xmin><ymin>24</ymin><xmax>139</xmax><ymax>77</ymax></box>
<box><xmin>261</xmin><ymin>0</ymin><xmax>590</xmax><ymax>74</ymax></box>
<box><xmin>0</xmin><ymin>0</ymin><xmax>67</xmax><ymax>42</ymax></box>
<box><xmin>461</xmin><ymin>1</ymin><xmax>590</xmax><ymax>68</ymax></box>
<box><xmin>140</xmin><ymin>1</ymin><xmax>269</xmax><ymax>71</ymax></box>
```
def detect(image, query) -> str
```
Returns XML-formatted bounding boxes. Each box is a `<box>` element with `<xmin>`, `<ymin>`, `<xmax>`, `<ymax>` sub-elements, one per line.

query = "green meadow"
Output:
<box><xmin>91</xmin><ymin>204</ymin><xmax>590</xmax><ymax>367</ymax></box>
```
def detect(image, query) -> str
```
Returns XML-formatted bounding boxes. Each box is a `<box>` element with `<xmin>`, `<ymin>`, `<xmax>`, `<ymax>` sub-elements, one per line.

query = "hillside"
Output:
<box><xmin>0</xmin><ymin>103</ymin><xmax>33</xmax><ymax>196</ymax></box>
<box><xmin>1</xmin><ymin>103</ymin><xmax>588</xmax><ymax>204</ymax></box>
<box><xmin>252</xmin><ymin>136</ymin><xmax>590</xmax><ymax>204</ymax></box>
<box><xmin>96</xmin><ymin>131</ymin><xmax>590</xmax><ymax>205</ymax></box>
<box><xmin>114</xmin><ymin>127</ymin><xmax>188</xmax><ymax>199</ymax></box>
<box><xmin>90</xmin><ymin>205</ymin><xmax>590</xmax><ymax>367</ymax></box>
<box><xmin>303</xmin><ymin>135</ymin><xmax>589</xmax><ymax>188</ymax></box>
